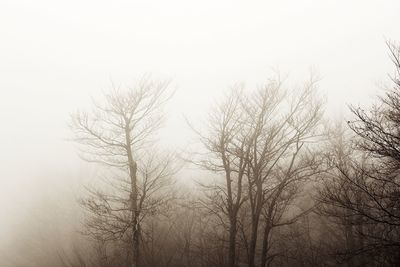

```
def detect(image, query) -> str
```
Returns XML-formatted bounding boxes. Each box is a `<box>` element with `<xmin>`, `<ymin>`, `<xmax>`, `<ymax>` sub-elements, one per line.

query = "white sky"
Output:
<box><xmin>0</xmin><ymin>0</ymin><xmax>399</xmax><ymax>261</ymax></box>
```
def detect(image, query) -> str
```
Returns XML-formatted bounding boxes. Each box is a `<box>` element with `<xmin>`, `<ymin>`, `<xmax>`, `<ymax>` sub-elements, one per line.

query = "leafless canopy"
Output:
<box><xmin>70</xmin><ymin>76</ymin><xmax>176</xmax><ymax>267</ymax></box>
<box><xmin>193</xmin><ymin>75</ymin><xmax>324</xmax><ymax>267</ymax></box>
<box><xmin>70</xmin><ymin>77</ymin><xmax>172</xmax><ymax>167</ymax></box>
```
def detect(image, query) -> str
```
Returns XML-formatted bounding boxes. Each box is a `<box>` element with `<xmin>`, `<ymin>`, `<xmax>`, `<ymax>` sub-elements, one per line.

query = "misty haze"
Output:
<box><xmin>1</xmin><ymin>1</ymin><xmax>400</xmax><ymax>266</ymax></box>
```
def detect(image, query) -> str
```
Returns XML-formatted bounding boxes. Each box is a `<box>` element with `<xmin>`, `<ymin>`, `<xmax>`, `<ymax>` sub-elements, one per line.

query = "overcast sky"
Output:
<box><xmin>0</xmin><ymin>0</ymin><xmax>399</xmax><ymax>260</ymax></box>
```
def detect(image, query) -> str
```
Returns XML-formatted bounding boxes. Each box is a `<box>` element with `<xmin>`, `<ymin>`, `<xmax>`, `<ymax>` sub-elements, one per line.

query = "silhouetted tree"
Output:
<box><xmin>318</xmin><ymin>42</ymin><xmax>400</xmax><ymax>266</ymax></box>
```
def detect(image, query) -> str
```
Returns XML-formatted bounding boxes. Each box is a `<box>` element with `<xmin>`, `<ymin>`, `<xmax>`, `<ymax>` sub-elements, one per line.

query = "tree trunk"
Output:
<box><xmin>248</xmin><ymin>214</ymin><xmax>259</xmax><ymax>267</ymax></box>
<box><xmin>129</xmin><ymin>159</ymin><xmax>140</xmax><ymax>267</ymax></box>
<box><xmin>248</xmin><ymin>181</ymin><xmax>262</xmax><ymax>267</ymax></box>
<box><xmin>126</xmin><ymin>125</ymin><xmax>140</xmax><ymax>267</ymax></box>
<box><xmin>132</xmin><ymin>216</ymin><xmax>140</xmax><ymax>267</ymax></box>
<box><xmin>260</xmin><ymin>223</ymin><xmax>271</xmax><ymax>267</ymax></box>
<box><xmin>344</xmin><ymin>223</ymin><xmax>355</xmax><ymax>267</ymax></box>
<box><xmin>228</xmin><ymin>216</ymin><xmax>237</xmax><ymax>267</ymax></box>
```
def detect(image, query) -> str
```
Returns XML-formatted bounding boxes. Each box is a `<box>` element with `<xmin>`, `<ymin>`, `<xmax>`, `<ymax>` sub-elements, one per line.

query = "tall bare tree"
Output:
<box><xmin>196</xmin><ymin>76</ymin><xmax>323</xmax><ymax>267</ymax></box>
<box><xmin>70</xmin><ymin>77</ymin><xmax>174</xmax><ymax>267</ymax></box>
<box><xmin>238</xmin><ymin>78</ymin><xmax>323</xmax><ymax>267</ymax></box>
<box><xmin>195</xmin><ymin>87</ymin><xmax>251</xmax><ymax>267</ymax></box>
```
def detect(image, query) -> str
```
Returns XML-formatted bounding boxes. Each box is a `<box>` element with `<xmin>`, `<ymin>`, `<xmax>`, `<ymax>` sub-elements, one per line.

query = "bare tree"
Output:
<box><xmin>194</xmin><ymin>87</ymin><xmax>251</xmax><ymax>267</ymax></box>
<box><xmin>346</xmin><ymin>42</ymin><xmax>400</xmax><ymax>265</ymax></box>
<box><xmin>238</xmin><ymin>77</ymin><xmax>323</xmax><ymax>267</ymax></box>
<box><xmin>195</xmin><ymin>76</ymin><xmax>323</xmax><ymax>267</ymax></box>
<box><xmin>317</xmin><ymin>42</ymin><xmax>400</xmax><ymax>266</ymax></box>
<box><xmin>70</xmin><ymin>77</ymin><xmax>174</xmax><ymax>267</ymax></box>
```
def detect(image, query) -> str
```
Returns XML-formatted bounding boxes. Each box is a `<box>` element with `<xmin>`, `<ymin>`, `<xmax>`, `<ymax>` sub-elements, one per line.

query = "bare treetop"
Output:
<box><xmin>70</xmin><ymin>77</ymin><xmax>173</xmax><ymax>167</ymax></box>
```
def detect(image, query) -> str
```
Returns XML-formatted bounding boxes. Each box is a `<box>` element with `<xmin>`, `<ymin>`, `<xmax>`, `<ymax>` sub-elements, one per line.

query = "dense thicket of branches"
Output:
<box><xmin>64</xmin><ymin>43</ymin><xmax>400</xmax><ymax>267</ymax></box>
<box><xmin>316</xmin><ymin>42</ymin><xmax>400</xmax><ymax>266</ymax></box>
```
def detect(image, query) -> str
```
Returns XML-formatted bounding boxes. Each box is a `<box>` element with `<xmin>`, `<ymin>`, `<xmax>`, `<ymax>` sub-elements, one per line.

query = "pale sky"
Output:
<box><xmin>0</xmin><ymin>0</ymin><xmax>399</xmax><ymax>262</ymax></box>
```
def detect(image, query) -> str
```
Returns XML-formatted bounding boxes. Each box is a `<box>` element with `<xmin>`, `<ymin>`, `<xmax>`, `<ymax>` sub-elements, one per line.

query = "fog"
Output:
<box><xmin>1</xmin><ymin>1</ymin><xmax>400</xmax><ymax>266</ymax></box>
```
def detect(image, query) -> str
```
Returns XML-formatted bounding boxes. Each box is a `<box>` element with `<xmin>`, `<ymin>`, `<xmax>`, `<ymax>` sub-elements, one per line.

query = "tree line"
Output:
<box><xmin>66</xmin><ymin>42</ymin><xmax>400</xmax><ymax>267</ymax></box>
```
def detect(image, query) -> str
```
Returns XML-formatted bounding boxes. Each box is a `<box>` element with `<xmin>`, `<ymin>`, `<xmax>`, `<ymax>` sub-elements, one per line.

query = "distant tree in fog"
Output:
<box><xmin>70</xmin><ymin>77</ymin><xmax>176</xmax><ymax>267</ymax></box>
<box><xmin>316</xmin><ymin>123</ymin><xmax>368</xmax><ymax>266</ymax></box>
